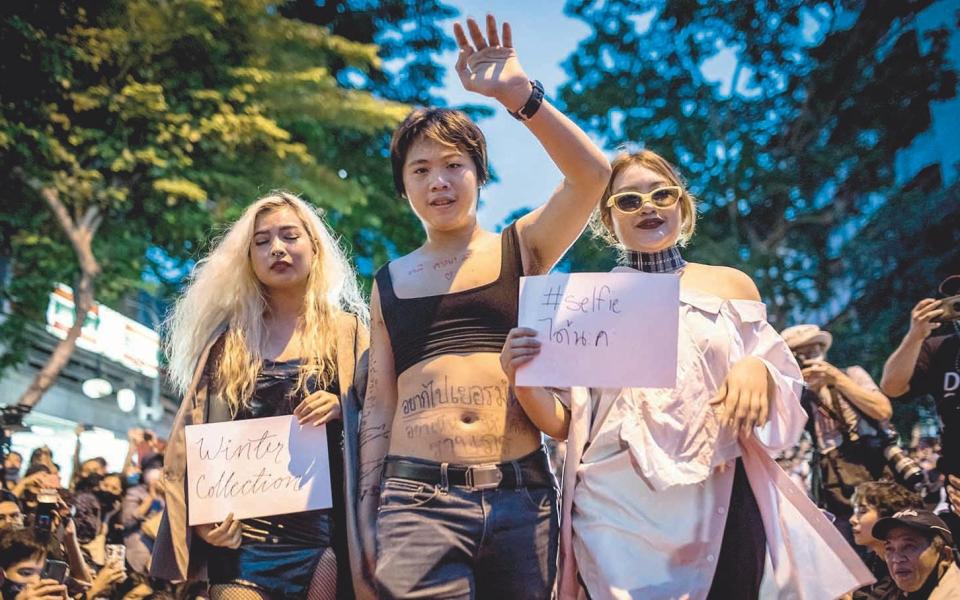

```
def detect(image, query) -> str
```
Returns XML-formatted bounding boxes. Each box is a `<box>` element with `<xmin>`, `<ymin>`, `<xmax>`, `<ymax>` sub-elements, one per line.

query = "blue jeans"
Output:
<box><xmin>374</xmin><ymin>463</ymin><xmax>558</xmax><ymax>599</ymax></box>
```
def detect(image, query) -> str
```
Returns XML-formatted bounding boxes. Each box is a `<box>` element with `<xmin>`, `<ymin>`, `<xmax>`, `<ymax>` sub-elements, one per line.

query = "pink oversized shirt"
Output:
<box><xmin>556</xmin><ymin>269</ymin><xmax>874</xmax><ymax>600</ymax></box>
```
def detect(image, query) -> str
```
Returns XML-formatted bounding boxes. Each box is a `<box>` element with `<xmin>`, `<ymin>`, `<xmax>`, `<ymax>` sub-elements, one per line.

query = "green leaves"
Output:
<box><xmin>557</xmin><ymin>0</ymin><xmax>959</xmax><ymax>432</ymax></box>
<box><xmin>0</xmin><ymin>0</ymin><xmax>458</xmax><ymax>382</ymax></box>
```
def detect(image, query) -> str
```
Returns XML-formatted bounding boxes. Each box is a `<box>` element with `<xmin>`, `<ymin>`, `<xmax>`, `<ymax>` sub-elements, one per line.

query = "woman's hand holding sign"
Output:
<box><xmin>294</xmin><ymin>390</ymin><xmax>341</xmax><ymax>426</ymax></box>
<box><xmin>501</xmin><ymin>327</ymin><xmax>542</xmax><ymax>386</ymax></box>
<box><xmin>195</xmin><ymin>512</ymin><xmax>242</xmax><ymax>549</ymax></box>
<box><xmin>500</xmin><ymin>327</ymin><xmax>570</xmax><ymax>440</ymax></box>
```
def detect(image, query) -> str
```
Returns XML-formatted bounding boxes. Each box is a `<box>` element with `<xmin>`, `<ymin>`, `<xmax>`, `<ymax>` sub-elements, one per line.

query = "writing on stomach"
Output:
<box><xmin>390</xmin><ymin>352</ymin><xmax>541</xmax><ymax>463</ymax></box>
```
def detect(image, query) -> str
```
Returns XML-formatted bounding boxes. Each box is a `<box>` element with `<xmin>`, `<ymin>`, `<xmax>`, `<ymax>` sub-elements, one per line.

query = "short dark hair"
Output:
<box><xmin>389</xmin><ymin>108</ymin><xmax>488</xmax><ymax>196</ymax></box>
<box><xmin>0</xmin><ymin>528</ymin><xmax>50</xmax><ymax>569</ymax></box>
<box><xmin>853</xmin><ymin>481</ymin><xmax>924</xmax><ymax>517</ymax></box>
<box><xmin>24</xmin><ymin>463</ymin><xmax>51</xmax><ymax>478</ymax></box>
<box><xmin>0</xmin><ymin>489</ymin><xmax>21</xmax><ymax>508</ymax></box>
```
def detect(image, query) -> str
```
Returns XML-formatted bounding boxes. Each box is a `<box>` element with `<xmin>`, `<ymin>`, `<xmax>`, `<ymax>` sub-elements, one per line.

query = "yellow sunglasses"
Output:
<box><xmin>605</xmin><ymin>186</ymin><xmax>682</xmax><ymax>213</ymax></box>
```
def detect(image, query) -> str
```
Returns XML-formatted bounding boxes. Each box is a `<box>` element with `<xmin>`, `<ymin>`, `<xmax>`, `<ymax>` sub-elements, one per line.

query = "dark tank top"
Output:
<box><xmin>232</xmin><ymin>359</ymin><xmax>342</xmax><ymax>546</ymax></box>
<box><xmin>374</xmin><ymin>222</ymin><xmax>524</xmax><ymax>376</ymax></box>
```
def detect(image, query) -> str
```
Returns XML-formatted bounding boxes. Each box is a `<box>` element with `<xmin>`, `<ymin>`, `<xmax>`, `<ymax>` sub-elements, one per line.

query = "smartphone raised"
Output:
<box><xmin>41</xmin><ymin>559</ymin><xmax>68</xmax><ymax>584</ymax></box>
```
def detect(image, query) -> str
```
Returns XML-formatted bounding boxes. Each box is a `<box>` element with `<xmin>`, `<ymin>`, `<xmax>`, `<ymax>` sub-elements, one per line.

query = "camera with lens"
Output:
<box><xmin>935</xmin><ymin>293</ymin><xmax>960</xmax><ymax>322</ymax></box>
<box><xmin>31</xmin><ymin>488</ymin><xmax>60</xmax><ymax>540</ymax></box>
<box><xmin>880</xmin><ymin>427</ymin><xmax>925</xmax><ymax>492</ymax></box>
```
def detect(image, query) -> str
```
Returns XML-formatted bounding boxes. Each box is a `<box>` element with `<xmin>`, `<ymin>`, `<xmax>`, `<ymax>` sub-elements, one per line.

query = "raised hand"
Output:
<box><xmin>453</xmin><ymin>15</ymin><xmax>531</xmax><ymax>108</ymax></box>
<box><xmin>907</xmin><ymin>298</ymin><xmax>943</xmax><ymax>341</ymax></box>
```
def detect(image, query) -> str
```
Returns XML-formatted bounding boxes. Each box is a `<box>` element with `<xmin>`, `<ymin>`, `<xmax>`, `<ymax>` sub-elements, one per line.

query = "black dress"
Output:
<box><xmin>207</xmin><ymin>359</ymin><xmax>349</xmax><ymax>599</ymax></box>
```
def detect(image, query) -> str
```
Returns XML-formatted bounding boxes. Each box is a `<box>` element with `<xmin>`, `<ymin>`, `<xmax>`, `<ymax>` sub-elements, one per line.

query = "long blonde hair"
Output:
<box><xmin>165</xmin><ymin>191</ymin><xmax>368</xmax><ymax>415</ymax></box>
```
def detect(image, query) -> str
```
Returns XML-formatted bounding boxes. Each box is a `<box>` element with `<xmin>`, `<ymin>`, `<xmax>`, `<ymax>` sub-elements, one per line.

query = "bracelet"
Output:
<box><xmin>508</xmin><ymin>79</ymin><xmax>545</xmax><ymax>121</ymax></box>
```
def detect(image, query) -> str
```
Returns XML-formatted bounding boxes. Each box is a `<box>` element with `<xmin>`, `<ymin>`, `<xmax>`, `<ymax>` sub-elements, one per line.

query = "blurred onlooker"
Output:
<box><xmin>3</xmin><ymin>451</ymin><xmax>23</xmax><ymax>491</ymax></box>
<box><xmin>882</xmin><ymin>274</ymin><xmax>960</xmax><ymax>541</ymax></box>
<box><xmin>782</xmin><ymin>324</ymin><xmax>894</xmax><ymax>542</ymax></box>
<box><xmin>80</xmin><ymin>473</ymin><xmax>126</xmax><ymax>568</ymax></box>
<box><xmin>122</xmin><ymin>457</ymin><xmax>165</xmax><ymax>575</ymax></box>
<box><xmin>0</xmin><ymin>527</ymin><xmax>66</xmax><ymax>600</ymax></box>
<box><xmin>26</xmin><ymin>448</ymin><xmax>57</xmax><ymax>480</ymax></box>
<box><xmin>873</xmin><ymin>510</ymin><xmax>960</xmax><ymax>599</ymax></box>
<box><xmin>0</xmin><ymin>490</ymin><xmax>24</xmax><ymax>532</ymax></box>
<box><xmin>849</xmin><ymin>482</ymin><xmax>925</xmax><ymax>599</ymax></box>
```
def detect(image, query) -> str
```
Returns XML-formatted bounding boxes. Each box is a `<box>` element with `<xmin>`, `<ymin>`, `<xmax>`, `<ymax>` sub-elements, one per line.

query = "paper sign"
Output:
<box><xmin>185</xmin><ymin>415</ymin><xmax>332</xmax><ymax>525</ymax></box>
<box><xmin>516</xmin><ymin>272</ymin><xmax>680</xmax><ymax>388</ymax></box>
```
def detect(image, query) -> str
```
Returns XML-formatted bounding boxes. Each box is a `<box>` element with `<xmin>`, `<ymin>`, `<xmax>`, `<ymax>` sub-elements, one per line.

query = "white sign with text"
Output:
<box><xmin>185</xmin><ymin>415</ymin><xmax>332</xmax><ymax>525</ymax></box>
<box><xmin>517</xmin><ymin>272</ymin><xmax>680</xmax><ymax>388</ymax></box>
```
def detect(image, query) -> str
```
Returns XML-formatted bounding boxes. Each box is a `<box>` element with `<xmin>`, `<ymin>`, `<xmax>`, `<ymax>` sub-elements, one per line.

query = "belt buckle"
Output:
<box><xmin>465</xmin><ymin>464</ymin><xmax>503</xmax><ymax>490</ymax></box>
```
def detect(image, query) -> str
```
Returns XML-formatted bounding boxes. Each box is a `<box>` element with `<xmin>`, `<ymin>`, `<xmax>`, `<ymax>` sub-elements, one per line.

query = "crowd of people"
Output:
<box><xmin>2</xmin><ymin>12</ymin><xmax>959</xmax><ymax>600</ymax></box>
<box><xmin>0</xmin><ymin>427</ymin><xmax>205</xmax><ymax>599</ymax></box>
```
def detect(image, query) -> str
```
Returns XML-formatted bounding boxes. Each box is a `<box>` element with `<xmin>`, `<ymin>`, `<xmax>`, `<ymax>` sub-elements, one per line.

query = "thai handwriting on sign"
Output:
<box><xmin>517</xmin><ymin>271</ymin><xmax>680</xmax><ymax>389</ymax></box>
<box><xmin>538</xmin><ymin>284</ymin><xmax>620</xmax><ymax>348</ymax></box>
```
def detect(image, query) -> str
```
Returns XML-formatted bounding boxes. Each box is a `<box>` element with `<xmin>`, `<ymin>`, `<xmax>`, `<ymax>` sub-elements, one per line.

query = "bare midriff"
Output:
<box><xmin>388</xmin><ymin>352</ymin><xmax>542</xmax><ymax>464</ymax></box>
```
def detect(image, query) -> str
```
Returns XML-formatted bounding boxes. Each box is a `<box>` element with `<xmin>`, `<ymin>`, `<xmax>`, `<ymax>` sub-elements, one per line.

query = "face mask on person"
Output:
<box><xmin>94</xmin><ymin>490</ymin><xmax>120</xmax><ymax>511</ymax></box>
<box><xmin>1</xmin><ymin>578</ymin><xmax>26</xmax><ymax>597</ymax></box>
<box><xmin>4</xmin><ymin>467</ymin><xmax>20</xmax><ymax>482</ymax></box>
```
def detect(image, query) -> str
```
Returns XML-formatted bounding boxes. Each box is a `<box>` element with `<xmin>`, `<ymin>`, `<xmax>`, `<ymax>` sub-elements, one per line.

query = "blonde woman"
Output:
<box><xmin>501</xmin><ymin>150</ymin><xmax>874</xmax><ymax>599</ymax></box>
<box><xmin>150</xmin><ymin>192</ymin><xmax>370</xmax><ymax>600</ymax></box>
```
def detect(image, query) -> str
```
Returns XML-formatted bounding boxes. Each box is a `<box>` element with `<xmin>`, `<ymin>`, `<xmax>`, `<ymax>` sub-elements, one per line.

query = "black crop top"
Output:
<box><xmin>375</xmin><ymin>223</ymin><xmax>523</xmax><ymax>376</ymax></box>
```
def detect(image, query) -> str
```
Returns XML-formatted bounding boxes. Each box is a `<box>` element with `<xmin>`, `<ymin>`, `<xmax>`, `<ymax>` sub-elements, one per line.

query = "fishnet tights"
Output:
<box><xmin>207</xmin><ymin>548</ymin><xmax>339</xmax><ymax>600</ymax></box>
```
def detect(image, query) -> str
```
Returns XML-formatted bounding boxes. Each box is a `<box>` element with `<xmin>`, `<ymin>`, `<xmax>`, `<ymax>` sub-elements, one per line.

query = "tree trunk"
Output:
<box><xmin>17</xmin><ymin>187</ymin><xmax>101</xmax><ymax>408</ymax></box>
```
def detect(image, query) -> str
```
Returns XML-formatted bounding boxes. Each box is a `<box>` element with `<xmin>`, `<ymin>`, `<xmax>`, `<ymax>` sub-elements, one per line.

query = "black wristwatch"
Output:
<box><xmin>509</xmin><ymin>80</ymin><xmax>545</xmax><ymax>121</ymax></box>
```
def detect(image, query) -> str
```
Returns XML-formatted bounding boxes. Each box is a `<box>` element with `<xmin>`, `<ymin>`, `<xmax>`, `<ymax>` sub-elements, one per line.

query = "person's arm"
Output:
<box><xmin>120</xmin><ymin>487</ymin><xmax>148</xmax><ymax>529</ymax></box>
<box><xmin>453</xmin><ymin>16</ymin><xmax>611</xmax><ymax>274</ymax></box>
<box><xmin>831</xmin><ymin>367</ymin><xmax>892</xmax><ymax>422</ymax></box>
<box><xmin>357</xmin><ymin>284</ymin><xmax>398</xmax><ymax>575</ymax></box>
<box><xmin>500</xmin><ymin>327</ymin><xmax>569</xmax><ymax>439</ymax></box>
<box><xmin>62</xmin><ymin>517</ymin><xmax>92</xmax><ymax>583</ymax></box>
<box><xmin>71</xmin><ymin>425</ymin><xmax>84</xmax><ymax>489</ymax></box>
<box><xmin>122</xmin><ymin>428</ymin><xmax>145</xmax><ymax>479</ymax></box>
<box><xmin>881</xmin><ymin>298</ymin><xmax>942</xmax><ymax>397</ymax></box>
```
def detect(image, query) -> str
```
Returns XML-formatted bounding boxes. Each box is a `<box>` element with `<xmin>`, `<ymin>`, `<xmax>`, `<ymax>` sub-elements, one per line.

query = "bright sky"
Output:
<box><xmin>438</xmin><ymin>1</ymin><xmax>596</xmax><ymax>230</ymax></box>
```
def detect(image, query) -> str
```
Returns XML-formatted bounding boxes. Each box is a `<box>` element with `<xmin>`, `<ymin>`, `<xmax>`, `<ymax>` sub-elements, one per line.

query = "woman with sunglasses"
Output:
<box><xmin>501</xmin><ymin>150</ymin><xmax>874</xmax><ymax>599</ymax></box>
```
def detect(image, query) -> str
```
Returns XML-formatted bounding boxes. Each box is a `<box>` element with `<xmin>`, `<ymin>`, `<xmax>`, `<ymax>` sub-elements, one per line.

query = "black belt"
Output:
<box><xmin>383</xmin><ymin>449</ymin><xmax>554</xmax><ymax>490</ymax></box>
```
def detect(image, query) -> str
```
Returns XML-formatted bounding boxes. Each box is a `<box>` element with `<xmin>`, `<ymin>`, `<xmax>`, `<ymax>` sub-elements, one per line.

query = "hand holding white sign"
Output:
<box><xmin>516</xmin><ymin>272</ymin><xmax>679</xmax><ymax>388</ymax></box>
<box><xmin>185</xmin><ymin>415</ymin><xmax>333</xmax><ymax>525</ymax></box>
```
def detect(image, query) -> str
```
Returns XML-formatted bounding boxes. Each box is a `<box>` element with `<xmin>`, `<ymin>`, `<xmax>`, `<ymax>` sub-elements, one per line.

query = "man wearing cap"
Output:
<box><xmin>882</xmin><ymin>275</ymin><xmax>960</xmax><ymax>540</ymax></box>
<box><xmin>782</xmin><ymin>324</ymin><xmax>893</xmax><ymax>542</ymax></box>
<box><xmin>872</xmin><ymin>509</ymin><xmax>960</xmax><ymax>599</ymax></box>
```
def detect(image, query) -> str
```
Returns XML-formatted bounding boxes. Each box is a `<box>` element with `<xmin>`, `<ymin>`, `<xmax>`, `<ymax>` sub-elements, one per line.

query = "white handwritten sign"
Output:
<box><xmin>516</xmin><ymin>271</ymin><xmax>680</xmax><ymax>388</ymax></box>
<box><xmin>185</xmin><ymin>415</ymin><xmax>332</xmax><ymax>525</ymax></box>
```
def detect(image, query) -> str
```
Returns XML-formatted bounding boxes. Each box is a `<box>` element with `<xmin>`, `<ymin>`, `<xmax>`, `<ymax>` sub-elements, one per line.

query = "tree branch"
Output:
<box><xmin>17</xmin><ymin>185</ymin><xmax>102</xmax><ymax>408</ymax></box>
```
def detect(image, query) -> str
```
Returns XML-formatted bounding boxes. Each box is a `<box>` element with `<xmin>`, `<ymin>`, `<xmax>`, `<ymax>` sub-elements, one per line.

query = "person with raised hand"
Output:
<box><xmin>358</xmin><ymin>13</ymin><xmax>609</xmax><ymax>600</ymax></box>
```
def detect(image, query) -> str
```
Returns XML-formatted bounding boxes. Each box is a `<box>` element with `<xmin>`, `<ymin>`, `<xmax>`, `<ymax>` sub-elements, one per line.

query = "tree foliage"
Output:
<box><xmin>558</xmin><ymin>0</ymin><xmax>959</xmax><ymax>381</ymax></box>
<box><xmin>0</xmin><ymin>0</ymin><xmax>430</xmax><ymax>398</ymax></box>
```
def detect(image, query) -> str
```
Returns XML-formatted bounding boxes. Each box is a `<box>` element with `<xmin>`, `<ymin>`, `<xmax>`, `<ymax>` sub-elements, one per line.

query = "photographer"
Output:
<box><xmin>782</xmin><ymin>324</ymin><xmax>894</xmax><ymax>543</ymax></box>
<box><xmin>0</xmin><ymin>528</ymin><xmax>65</xmax><ymax>600</ymax></box>
<box><xmin>882</xmin><ymin>274</ymin><xmax>960</xmax><ymax>540</ymax></box>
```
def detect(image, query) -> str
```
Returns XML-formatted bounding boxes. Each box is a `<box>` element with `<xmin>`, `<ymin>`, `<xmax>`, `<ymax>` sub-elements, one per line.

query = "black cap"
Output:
<box><xmin>872</xmin><ymin>509</ymin><xmax>953</xmax><ymax>546</ymax></box>
<box><xmin>939</xmin><ymin>274</ymin><xmax>960</xmax><ymax>297</ymax></box>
